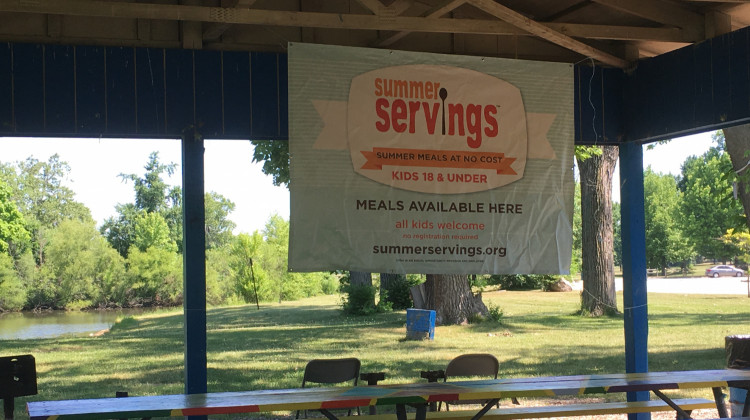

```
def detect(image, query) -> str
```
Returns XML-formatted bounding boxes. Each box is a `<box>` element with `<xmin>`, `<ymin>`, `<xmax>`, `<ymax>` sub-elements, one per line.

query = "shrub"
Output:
<box><xmin>379</xmin><ymin>274</ymin><xmax>417</xmax><ymax>310</ymax></box>
<box><xmin>340</xmin><ymin>284</ymin><xmax>379</xmax><ymax>315</ymax></box>
<box><xmin>488</xmin><ymin>274</ymin><xmax>558</xmax><ymax>290</ymax></box>
<box><xmin>340</xmin><ymin>283</ymin><xmax>393</xmax><ymax>315</ymax></box>
<box><xmin>486</xmin><ymin>303</ymin><xmax>504</xmax><ymax>322</ymax></box>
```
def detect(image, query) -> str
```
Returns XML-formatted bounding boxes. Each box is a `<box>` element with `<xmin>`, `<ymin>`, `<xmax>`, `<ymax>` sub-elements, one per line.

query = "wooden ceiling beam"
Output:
<box><xmin>374</xmin><ymin>0</ymin><xmax>468</xmax><ymax>47</ymax></box>
<box><xmin>591</xmin><ymin>0</ymin><xmax>704</xmax><ymax>31</ymax></box>
<box><xmin>546</xmin><ymin>22</ymin><xmax>694</xmax><ymax>42</ymax></box>
<box><xmin>0</xmin><ymin>0</ymin><xmax>692</xmax><ymax>48</ymax></box>
<box><xmin>468</xmin><ymin>0</ymin><xmax>629</xmax><ymax>68</ymax></box>
<box><xmin>203</xmin><ymin>0</ymin><xmax>258</xmax><ymax>41</ymax></box>
<box><xmin>355</xmin><ymin>0</ymin><xmax>414</xmax><ymax>16</ymax></box>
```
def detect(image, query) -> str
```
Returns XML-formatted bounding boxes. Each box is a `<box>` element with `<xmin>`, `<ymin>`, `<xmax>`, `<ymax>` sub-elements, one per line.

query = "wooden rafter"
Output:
<box><xmin>355</xmin><ymin>0</ymin><xmax>413</xmax><ymax>16</ymax></box>
<box><xmin>203</xmin><ymin>0</ymin><xmax>258</xmax><ymax>41</ymax></box>
<box><xmin>468</xmin><ymin>0</ymin><xmax>629</xmax><ymax>68</ymax></box>
<box><xmin>0</xmin><ymin>0</ymin><xmax>695</xmax><ymax>46</ymax></box>
<box><xmin>375</xmin><ymin>0</ymin><xmax>468</xmax><ymax>47</ymax></box>
<box><xmin>591</xmin><ymin>0</ymin><xmax>704</xmax><ymax>30</ymax></box>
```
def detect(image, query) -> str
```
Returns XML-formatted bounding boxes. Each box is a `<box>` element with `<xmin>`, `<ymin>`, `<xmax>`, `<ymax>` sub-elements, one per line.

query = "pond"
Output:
<box><xmin>0</xmin><ymin>309</ymin><xmax>153</xmax><ymax>340</ymax></box>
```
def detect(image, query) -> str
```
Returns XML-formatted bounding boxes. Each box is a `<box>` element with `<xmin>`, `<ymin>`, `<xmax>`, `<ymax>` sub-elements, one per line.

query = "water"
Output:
<box><xmin>0</xmin><ymin>309</ymin><xmax>151</xmax><ymax>340</ymax></box>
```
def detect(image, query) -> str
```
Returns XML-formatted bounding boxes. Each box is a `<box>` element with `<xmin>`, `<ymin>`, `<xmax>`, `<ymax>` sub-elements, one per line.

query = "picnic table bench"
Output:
<box><xmin>27</xmin><ymin>369</ymin><xmax>750</xmax><ymax>420</ymax></box>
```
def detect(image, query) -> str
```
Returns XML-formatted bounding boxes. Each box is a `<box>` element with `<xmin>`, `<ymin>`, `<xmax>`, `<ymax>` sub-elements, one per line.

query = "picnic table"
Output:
<box><xmin>27</xmin><ymin>369</ymin><xmax>750</xmax><ymax>420</ymax></box>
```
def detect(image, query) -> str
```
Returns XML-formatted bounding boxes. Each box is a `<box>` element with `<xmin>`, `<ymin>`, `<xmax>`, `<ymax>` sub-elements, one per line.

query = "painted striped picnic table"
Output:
<box><xmin>27</xmin><ymin>369</ymin><xmax>750</xmax><ymax>420</ymax></box>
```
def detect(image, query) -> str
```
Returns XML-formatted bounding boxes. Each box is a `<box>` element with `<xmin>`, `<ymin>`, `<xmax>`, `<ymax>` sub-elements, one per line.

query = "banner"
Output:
<box><xmin>288</xmin><ymin>43</ymin><xmax>574</xmax><ymax>275</ymax></box>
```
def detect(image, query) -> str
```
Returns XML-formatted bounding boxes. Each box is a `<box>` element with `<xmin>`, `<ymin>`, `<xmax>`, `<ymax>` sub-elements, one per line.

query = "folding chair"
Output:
<box><xmin>439</xmin><ymin>354</ymin><xmax>519</xmax><ymax>411</ymax></box>
<box><xmin>296</xmin><ymin>358</ymin><xmax>361</xmax><ymax>418</ymax></box>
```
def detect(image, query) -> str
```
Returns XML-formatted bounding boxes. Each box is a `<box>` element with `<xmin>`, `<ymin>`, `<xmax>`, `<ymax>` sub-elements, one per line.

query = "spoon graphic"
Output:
<box><xmin>439</xmin><ymin>87</ymin><xmax>447</xmax><ymax>135</ymax></box>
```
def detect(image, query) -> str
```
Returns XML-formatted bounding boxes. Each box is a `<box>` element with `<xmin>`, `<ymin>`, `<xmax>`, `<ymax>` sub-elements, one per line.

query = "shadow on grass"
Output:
<box><xmin>6</xmin><ymin>293</ymin><xmax>748</xmax><ymax>420</ymax></box>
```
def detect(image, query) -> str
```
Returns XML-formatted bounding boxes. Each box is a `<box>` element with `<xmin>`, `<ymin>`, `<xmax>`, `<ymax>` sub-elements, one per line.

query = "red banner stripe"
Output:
<box><xmin>361</xmin><ymin>147</ymin><xmax>516</xmax><ymax>175</ymax></box>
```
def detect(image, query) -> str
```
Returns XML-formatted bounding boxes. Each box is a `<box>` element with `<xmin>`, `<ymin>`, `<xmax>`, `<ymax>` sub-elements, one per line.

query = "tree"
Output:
<box><xmin>722</xmin><ymin>126</ymin><xmax>750</xmax><ymax>230</ymax></box>
<box><xmin>125</xmin><ymin>246</ymin><xmax>182</xmax><ymax>306</ymax></box>
<box><xmin>102</xmin><ymin>152</ymin><xmax>235</xmax><ymax>256</ymax></box>
<box><xmin>0</xmin><ymin>252</ymin><xmax>26</xmax><ymax>311</ymax></box>
<box><xmin>575</xmin><ymin>145</ymin><xmax>618</xmax><ymax>316</ymax></box>
<box><xmin>379</xmin><ymin>273</ymin><xmax>412</xmax><ymax>310</ymax></box>
<box><xmin>0</xmin><ymin>179</ymin><xmax>31</xmax><ymax>255</ymax></box>
<box><xmin>206</xmin><ymin>246</ymin><xmax>236</xmax><ymax>306</ymax></box>
<box><xmin>230</xmin><ymin>232</ymin><xmax>264</xmax><ymax>305</ymax></box>
<box><xmin>424</xmin><ymin>274</ymin><xmax>487</xmax><ymax>324</ymax></box>
<box><xmin>100</xmin><ymin>203</ymin><xmax>138</xmax><ymax>258</ymax></box>
<box><xmin>133</xmin><ymin>211</ymin><xmax>177</xmax><ymax>252</ymax></box>
<box><xmin>43</xmin><ymin>219</ymin><xmax>126</xmax><ymax>309</ymax></box>
<box><xmin>1</xmin><ymin>155</ymin><xmax>92</xmax><ymax>264</ymax></box>
<box><xmin>205</xmin><ymin>191</ymin><xmax>236</xmax><ymax>249</ymax></box>
<box><xmin>103</xmin><ymin>152</ymin><xmax>182</xmax><ymax>256</ymax></box>
<box><xmin>643</xmin><ymin>169</ymin><xmax>693</xmax><ymax>273</ymax></box>
<box><xmin>570</xmin><ymin>182</ymin><xmax>582</xmax><ymax>276</ymax></box>
<box><xmin>678</xmin><ymin>141</ymin><xmax>745</xmax><ymax>261</ymax></box>
<box><xmin>252</xmin><ymin>141</ymin><xmax>289</xmax><ymax>186</ymax></box>
<box><xmin>612</xmin><ymin>202</ymin><xmax>622</xmax><ymax>269</ymax></box>
<box><xmin>121</xmin><ymin>152</ymin><xmax>178</xmax><ymax>213</ymax></box>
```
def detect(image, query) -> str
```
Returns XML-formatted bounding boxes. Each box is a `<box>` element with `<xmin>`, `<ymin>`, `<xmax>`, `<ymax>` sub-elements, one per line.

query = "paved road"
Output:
<box><xmin>572</xmin><ymin>276</ymin><xmax>750</xmax><ymax>295</ymax></box>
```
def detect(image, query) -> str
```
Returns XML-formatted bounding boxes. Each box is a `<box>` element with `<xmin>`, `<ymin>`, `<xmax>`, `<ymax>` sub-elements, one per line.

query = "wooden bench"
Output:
<box><xmin>335</xmin><ymin>398</ymin><xmax>716</xmax><ymax>420</ymax></box>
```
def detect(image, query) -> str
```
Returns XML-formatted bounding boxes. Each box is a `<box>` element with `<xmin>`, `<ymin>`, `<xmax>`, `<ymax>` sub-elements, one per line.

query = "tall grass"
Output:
<box><xmin>2</xmin><ymin>290</ymin><xmax>748</xmax><ymax>419</ymax></box>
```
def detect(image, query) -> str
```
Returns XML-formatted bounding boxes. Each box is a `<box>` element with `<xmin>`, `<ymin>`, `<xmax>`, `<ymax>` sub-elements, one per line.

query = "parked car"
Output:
<box><xmin>705</xmin><ymin>265</ymin><xmax>745</xmax><ymax>278</ymax></box>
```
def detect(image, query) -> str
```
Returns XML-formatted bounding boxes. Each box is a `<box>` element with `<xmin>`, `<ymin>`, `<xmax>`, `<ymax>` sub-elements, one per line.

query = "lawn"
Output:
<box><xmin>2</xmin><ymin>290</ymin><xmax>749</xmax><ymax>419</ymax></box>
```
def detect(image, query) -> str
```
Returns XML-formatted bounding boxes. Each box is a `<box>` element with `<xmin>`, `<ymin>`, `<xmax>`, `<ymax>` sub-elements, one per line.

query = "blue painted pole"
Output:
<box><xmin>619</xmin><ymin>141</ymin><xmax>649</xmax><ymax>420</ymax></box>
<box><xmin>182</xmin><ymin>127</ymin><xmax>207</xmax><ymax>411</ymax></box>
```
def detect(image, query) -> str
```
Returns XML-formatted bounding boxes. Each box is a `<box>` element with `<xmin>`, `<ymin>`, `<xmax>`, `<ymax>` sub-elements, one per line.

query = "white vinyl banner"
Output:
<box><xmin>288</xmin><ymin>43</ymin><xmax>574</xmax><ymax>275</ymax></box>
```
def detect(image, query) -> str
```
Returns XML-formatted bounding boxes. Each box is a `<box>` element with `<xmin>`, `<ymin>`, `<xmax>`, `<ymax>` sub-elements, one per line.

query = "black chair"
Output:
<box><xmin>296</xmin><ymin>358</ymin><xmax>361</xmax><ymax>418</ymax></box>
<box><xmin>439</xmin><ymin>354</ymin><xmax>518</xmax><ymax>411</ymax></box>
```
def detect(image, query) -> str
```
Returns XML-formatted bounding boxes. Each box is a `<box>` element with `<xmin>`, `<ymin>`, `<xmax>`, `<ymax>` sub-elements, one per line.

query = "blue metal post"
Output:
<box><xmin>619</xmin><ymin>141</ymin><xmax>649</xmax><ymax>420</ymax></box>
<box><xmin>182</xmin><ymin>127</ymin><xmax>207</xmax><ymax>405</ymax></box>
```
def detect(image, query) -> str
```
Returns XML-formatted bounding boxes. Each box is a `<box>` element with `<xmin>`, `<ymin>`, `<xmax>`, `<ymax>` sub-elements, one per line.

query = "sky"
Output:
<box><xmin>0</xmin><ymin>131</ymin><xmax>717</xmax><ymax>233</ymax></box>
<box><xmin>0</xmin><ymin>137</ymin><xmax>290</xmax><ymax>234</ymax></box>
<box><xmin>611</xmin><ymin>131</ymin><xmax>716</xmax><ymax>202</ymax></box>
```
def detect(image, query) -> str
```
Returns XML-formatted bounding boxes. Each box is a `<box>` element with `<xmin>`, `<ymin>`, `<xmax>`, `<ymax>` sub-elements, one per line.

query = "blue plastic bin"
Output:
<box><xmin>406</xmin><ymin>309</ymin><xmax>435</xmax><ymax>340</ymax></box>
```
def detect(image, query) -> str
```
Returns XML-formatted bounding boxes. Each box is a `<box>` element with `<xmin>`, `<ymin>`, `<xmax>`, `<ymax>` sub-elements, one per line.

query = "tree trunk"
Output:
<box><xmin>722</xmin><ymin>125</ymin><xmax>750</xmax><ymax>229</ymax></box>
<box><xmin>350</xmin><ymin>271</ymin><xmax>372</xmax><ymax>287</ymax></box>
<box><xmin>423</xmin><ymin>274</ymin><xmax>487</xmax><ymax>325</ymax></box>
<box><xmin>576</xmin><ymin>145</ymin><xmax>618</xmax><ymax>316</ymax></box>
<box><xmin>379</xmin><ymin>273</ymin><xmax>397</xmax><ymax>302</ymax></box>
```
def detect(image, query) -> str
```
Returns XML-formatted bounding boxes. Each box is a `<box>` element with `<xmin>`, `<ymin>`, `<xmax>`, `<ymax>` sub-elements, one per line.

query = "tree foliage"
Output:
<box><xmin>1</xmin><ymin>155</ymin><xmax>92</xmax><ymax>264</ymax></box>
<box><xmin>0</xmin><ymin>178</ymin><xmax>30</xmax><ymax>254</ymax></box>
<box><xmin>133</xmin><ymin>211</ymin><xmax>177</xmax><ymax>252</ymax></box>
<box><xmin>251</xmin><ymin>141</ymin><xmax>289</xmax><ymax>186</ymax></box>
<box><xmin>0</xmin><ymin>252</ymin><xmax>26</xmax><ymax>311</ymax></box>
<box><xmin>102</xmin><ymin>152</ymin><xmax>182</xmax><ymax>257</ymax></box>
<box><xmin>677</xmin><ymin>142</ymin><xmax>745</xmax><ymax>261</ymax></box>
<box><xmin>0</xmin><ymin>149</ymin><xmax>337</xmax><ymax>311</ymax></box>
<box><xmin>643</xmin><ymin>169</ymin><xmax>693</xmax><ymax>273</ymax></box>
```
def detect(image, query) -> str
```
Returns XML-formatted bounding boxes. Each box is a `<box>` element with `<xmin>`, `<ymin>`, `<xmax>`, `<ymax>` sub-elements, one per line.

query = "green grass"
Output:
<box><xmin>3</xmin><ymin>291</ymin><xmax>749</xmax><ymax>419</ymax></box>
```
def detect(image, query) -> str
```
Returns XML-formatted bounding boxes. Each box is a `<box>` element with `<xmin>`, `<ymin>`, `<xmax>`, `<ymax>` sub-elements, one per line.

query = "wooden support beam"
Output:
<box><xmin>137</xmin><ymin>19</ymin><xmax>151</xmax><ymax>41</ymax></box>
<box><xmin>355</xmin><ymin>0</ymin><xmax>413</xmax><ymax>16</ymax></box>
<box><xmin>591</xmin><ymin>0</ymin><xmax>704</xmax><ymax>37</ymax></box>
<box><xmin>468</xmin><ymin>0</ymin><xmax>629</xmax><ymax>68</ymax></box>
<box><xmin>375</xmin><ymin>0</ymin><xmax>468</xmax><ymax>47</ymax></box>
<box><xmin>181</xmin><ymin>0</ymin><xmax>203</xmax><ymax>49</ymax></box>
<box><xmin>547</xmin><ymin>23</ymin><xmax>693</xmax><ymax>42</ymax></box>
<box><xmin>706</xmin><ymin>10</ymin><xmax>732</xmax><ymax>38</ymax></box>
<box><xmin>203</xmin><ymin>0</ymin><xmax>258</xmax><ymax>41</ymax></box>
<box><xmin>47</xmin><ymin>14</ymin><xmax>62</xmax><ymax>38</ymax></box>
<box><xmin>0</xmin><ymin>0</ymin><xmax>693</xmax><ymax>47</ymax></box>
